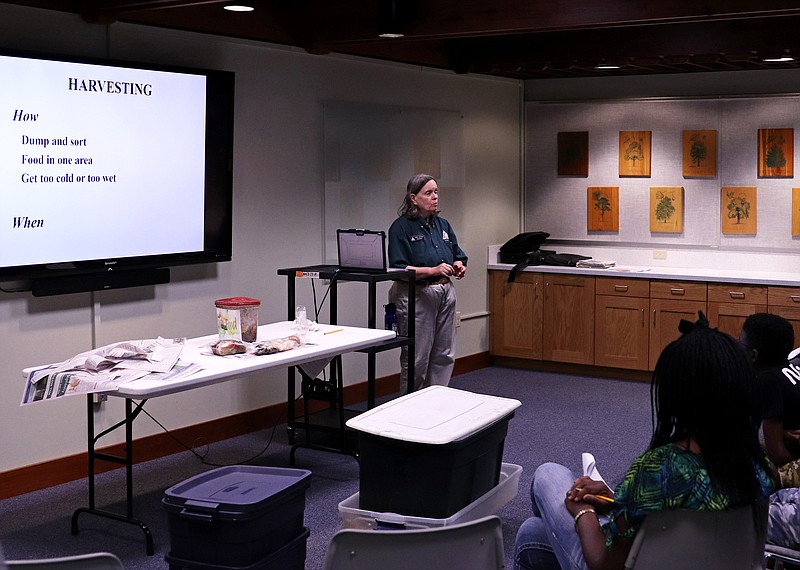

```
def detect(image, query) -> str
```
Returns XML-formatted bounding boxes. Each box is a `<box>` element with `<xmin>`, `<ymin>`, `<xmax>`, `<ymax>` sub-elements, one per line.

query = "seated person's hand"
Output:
<box><xmin>566</xmin><ymin>476</ymin><xmax>615</xmax><ymax>512</ymax></box>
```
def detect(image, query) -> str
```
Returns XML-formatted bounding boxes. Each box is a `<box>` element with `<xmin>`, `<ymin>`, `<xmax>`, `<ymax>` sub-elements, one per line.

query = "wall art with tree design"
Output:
<box><xmin>649</xmin><ymin>186</ymin><xmax>684</xmax><ymax>233</ymax></box>
<box><xmin>618</xmin><ymin>130</ymin><xmax>651</xmax><ymax>177</ymax></box>
<box><xmin>758</xmin><ymin>128</ymin><xmax>793</xmax><ymax>178</ymax></box>
<box><xmin>557</xmin><ymin>131</ymin><xmax>589</xmax><ymax>176</ymax></box>
<box><xmin>682</xmin><ymin>130</ymin><xmax>716</xmax><ymax>177</ymax></box>
<box><xmin>721</xmin><ymin>186</ymin><xmax>757</xmax><ymax>235</ymax></box>
<box><xmin>587</xmin><ymin>186</ymin><xmax>619</xmax><ymax>231</ymax></box>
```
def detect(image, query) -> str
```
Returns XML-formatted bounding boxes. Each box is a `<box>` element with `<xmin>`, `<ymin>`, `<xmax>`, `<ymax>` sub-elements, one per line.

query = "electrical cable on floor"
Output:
<box><xmin>136</xmin><ymin>394</ymin><xmax>300</xmax><ymax>467</ymax></box>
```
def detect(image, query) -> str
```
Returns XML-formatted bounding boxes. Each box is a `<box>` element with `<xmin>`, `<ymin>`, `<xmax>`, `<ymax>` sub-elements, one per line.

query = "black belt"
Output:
<box><xmin>417</xmin><ymin>277</ymin><xmax>451</xmax><ymax>287</ymax></box>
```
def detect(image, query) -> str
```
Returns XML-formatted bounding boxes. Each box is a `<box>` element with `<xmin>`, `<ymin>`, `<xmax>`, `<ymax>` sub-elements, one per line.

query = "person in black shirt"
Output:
<box><xmin>740</xmin><ymin>313</ymin><xmax>800</xmax><ymax>467</ymax></box>
<box><xmin>740</xmin><ymin>312</ymin><xmax>800</xmax><ymax>550</ymax></box>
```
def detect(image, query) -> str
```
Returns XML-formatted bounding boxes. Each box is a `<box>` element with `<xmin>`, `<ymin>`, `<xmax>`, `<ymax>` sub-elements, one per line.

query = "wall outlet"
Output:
<box><xmin>653</xmin><ymin>249</ymin><xmax>667</xmax><ymax>260</ymax></box>
<box><xmin>92</xmin><ymin>393</ymin><xmax>107</xmax><ymax>404</ymax></box>
<box><xmin>455</xmin><ymin>311</ymin><xmax>462</xmax><ymax>327</ymax></box>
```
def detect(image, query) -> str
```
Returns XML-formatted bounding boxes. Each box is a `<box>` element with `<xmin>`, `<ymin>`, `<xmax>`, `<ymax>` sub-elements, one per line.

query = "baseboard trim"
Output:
<box><xmin>0</xmin><ymin>372</ymin><xmax>402</xmax><ymax>500</ymax></box>
<box><xmin>454</xmin><ymin>351</ymin><xmax>492</xmax><ymax>375</ymax></box>
<box><xmin>490</xmin><ymin>355</ymin><xmax>651</xmax><ymax>383</ymax></box>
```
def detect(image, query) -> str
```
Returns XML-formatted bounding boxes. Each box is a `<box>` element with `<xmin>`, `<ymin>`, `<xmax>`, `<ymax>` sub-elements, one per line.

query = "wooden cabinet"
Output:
<box><xmin>648</xmin><ymin>281</ymin><xmax>707</xmax><ymax>369</ymax></box>
<box><xmin>489</xmin><ymin>270</ymin><xmax>793</xmax><ymax>373</ymax></box>
<box><xmin>489</xmin><ymin>270</ymin><xmax>543</xmax><ymax>359</ymax></box>
<box><xmin>707</xmin><ymin>283</ymin><xmax>767</xmax><ymax>339</ymax></box>
<box><xmin>542</xmin><ymin>274</ymin><xmax>595</xmax><ymax>364</ymax></box>
<box><xmin>595</xmin><ymin>277</ymin><xmax>650</xmax><ymax>370</ymax></box>
<box><xmin>768</xmin><ymin>286</ymin><xmax>800</xmax><ymax>344</ymax></box>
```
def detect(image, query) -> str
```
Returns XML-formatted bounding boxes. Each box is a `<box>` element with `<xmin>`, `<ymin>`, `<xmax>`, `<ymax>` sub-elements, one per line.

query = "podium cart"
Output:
<box><xmin>277</xmin><ymin>265</ymin><xmax>415</xmax><ymax>462</ymax></box>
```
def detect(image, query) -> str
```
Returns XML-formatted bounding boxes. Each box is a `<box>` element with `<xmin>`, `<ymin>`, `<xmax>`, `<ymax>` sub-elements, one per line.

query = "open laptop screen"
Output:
<box><xmin>337</xmin><ymin>229</ymin><xmax>387</xmax><ymax>271</ymax></box>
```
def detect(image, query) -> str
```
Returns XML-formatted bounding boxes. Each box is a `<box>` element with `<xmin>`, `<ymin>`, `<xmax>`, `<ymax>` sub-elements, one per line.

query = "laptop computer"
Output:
<box><xmin>337</xmin><ymin>229</ymin><xmax>387</xmax><ymax>272</ymax></box>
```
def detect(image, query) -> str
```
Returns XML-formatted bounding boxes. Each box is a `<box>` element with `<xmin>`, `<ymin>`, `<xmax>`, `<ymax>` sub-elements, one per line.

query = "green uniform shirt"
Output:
<box><xmin>388</xmin><ymin>214</ymin><xmax>467</xmax><ymax>276</ymax></box>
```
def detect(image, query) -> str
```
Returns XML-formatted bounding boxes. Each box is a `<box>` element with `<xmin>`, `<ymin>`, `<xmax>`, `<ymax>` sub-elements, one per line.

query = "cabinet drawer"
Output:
<box><xmin>768</xmin><ymin>286</ymin><xmax>800</xmax><ymax>307</ymax></box>
<box><xmin>708</xmin><ymin>284</ymin><xmax>767</xmax><ymax>304</ymax></box>
<box><xmin>596</xmin><ymin>277</ymin><xmax>649</xmax><ymax>297</ymax></box>
<box><xmin>649</xmin><ymin>281</ymin><xmax>707</xmax><ymax>301</ymax></box>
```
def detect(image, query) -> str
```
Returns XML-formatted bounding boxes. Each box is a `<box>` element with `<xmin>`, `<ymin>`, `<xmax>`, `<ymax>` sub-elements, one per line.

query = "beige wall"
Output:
<box><xmin>0</xmin><ymin>3</ymin><xmax>522</xmax><ymax>473</ymax></box>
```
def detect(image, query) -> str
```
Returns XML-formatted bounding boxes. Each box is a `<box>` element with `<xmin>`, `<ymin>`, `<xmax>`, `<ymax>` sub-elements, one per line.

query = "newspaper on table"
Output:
<box><xmin>21</xmin><ymin>337</ymin><xmax>200</xmax><ymax>405</ymax></box>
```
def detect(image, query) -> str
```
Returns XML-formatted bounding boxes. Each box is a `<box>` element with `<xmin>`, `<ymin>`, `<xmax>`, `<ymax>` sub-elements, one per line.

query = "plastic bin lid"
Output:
<box><xmin>163</xmin><ymin>465</ymin><xmax>311</xmax><ymax>511</ymax></box>
<box><xmin>345</xmin><ymin>386</ymin><xmax>521</xmax><ymax>444</ymax></box>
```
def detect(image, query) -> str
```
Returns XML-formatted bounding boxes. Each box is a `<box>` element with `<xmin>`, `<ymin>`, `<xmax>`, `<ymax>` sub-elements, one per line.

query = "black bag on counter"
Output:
<box><xmin>498</xmin><ymin>231</ymin><xmax>550</xmax><ymax>282</ymax></box>
<box><xmin>541</xmin><ymin>252</ymin><xmax>591</xmax><ymax>267</ymax></box>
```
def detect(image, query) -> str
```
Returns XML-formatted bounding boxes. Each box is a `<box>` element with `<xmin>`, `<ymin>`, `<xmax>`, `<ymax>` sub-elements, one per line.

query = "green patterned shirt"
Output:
<box><xmin>602</xmin><ymin>443</ymin><xmax>774</xmax><ymax>547</ymax></box>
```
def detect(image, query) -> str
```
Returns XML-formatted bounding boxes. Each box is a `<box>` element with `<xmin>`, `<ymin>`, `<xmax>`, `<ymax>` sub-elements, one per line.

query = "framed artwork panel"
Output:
<box><xmin>682</xmin><ymin>130</ymin><xmax>717</xmax><ymax>177</ymax></box>
<box><xmin>650</xmin><ymin>187</ymin><xmax>684</xmax><ymax>233</ymax></box>
<box><xmin>557</xmin><ymin>131</ymin><xmax>589</xmax><ymax>176</ymax></box>
<box><xmin>588</xmin><ymin>186</ymin><xmax>619</xmax><ymax>232</ymax></box>
<box><xmin>758</xmin><ymin>128</ymin><xmax>794</xmax><ymax>178</ymax></box>
<box><xmin>619</xmin><ymin>131</ymin><xmax>651</xmax><ymax>177</ymax></box>
<box><xmin>721</xmin><ymin>186</ymin><xmax>757</xmax><ymax>235</ymax></box>
<box><xmin>793</xmin><ymin>188</ymin><xmax>800</xmax><ymax>237</ymax></box>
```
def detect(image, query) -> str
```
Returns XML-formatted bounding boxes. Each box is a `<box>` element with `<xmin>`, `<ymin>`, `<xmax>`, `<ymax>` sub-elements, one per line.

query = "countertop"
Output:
<box><xmin>486</xmin><ymin>244</ymin><xmax>800</xmax><ymax>287</ymax></box>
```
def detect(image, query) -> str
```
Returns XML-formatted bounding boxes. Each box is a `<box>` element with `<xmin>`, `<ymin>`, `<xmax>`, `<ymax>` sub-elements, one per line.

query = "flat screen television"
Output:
<box><xmin>0</xmin><ymin>48</ymin><xmax>235</xmax><ymax>296</ymax></box>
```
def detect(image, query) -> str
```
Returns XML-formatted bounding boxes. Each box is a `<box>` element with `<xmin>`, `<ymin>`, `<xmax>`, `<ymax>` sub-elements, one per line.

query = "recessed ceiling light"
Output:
<box><xmin>378</xmin><ymin>0</ymin><xmax>405</xmax><ymax>38</ymax></box>
<box><xmin>224</xmin><ymin>4</ymin><xmax>254</xmax><ymax>12</ymax></box>
<box><xmin>595</xmin><ymin>63</ymin><xmax>621</xmax><ymax>70</ymax></box>
<box><xmin>762</xmin><ymin>56</ymin><xmax>794</xmax><ymax>63</ymax></box>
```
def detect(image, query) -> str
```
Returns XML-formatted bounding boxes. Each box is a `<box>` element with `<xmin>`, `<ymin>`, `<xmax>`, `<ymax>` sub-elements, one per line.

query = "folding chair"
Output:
<box><xmin>323</xmin><ymin>515</ymin><xmax>504</xmax><ymax>570</ymax></box>
<box><xmin>624</xmin><ymin>506</ymin><xmax>765</xmax><ymax>570</ymax></box>
<box><xmin>765</xmin><ymin>543</ymin><xmax>800</xmax><ymax>570</ymax></box>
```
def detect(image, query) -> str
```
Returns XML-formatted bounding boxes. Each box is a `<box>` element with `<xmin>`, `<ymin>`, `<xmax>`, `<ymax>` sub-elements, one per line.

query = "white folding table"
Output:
<box><xmin>24</xmin><ymin>321</ymin><xmax>396</xmax><ymax>555</ymax></box>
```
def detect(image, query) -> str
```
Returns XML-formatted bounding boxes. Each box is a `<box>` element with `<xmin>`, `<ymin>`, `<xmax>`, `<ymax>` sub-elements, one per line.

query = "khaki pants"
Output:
<box><xmin>389</xmin><ymin>280</ymin><xmax>457</xmax><ymax>394</ymax></box>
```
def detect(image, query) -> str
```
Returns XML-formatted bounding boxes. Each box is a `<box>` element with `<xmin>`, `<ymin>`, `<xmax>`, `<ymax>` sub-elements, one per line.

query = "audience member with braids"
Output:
<box><xmin>740</xmin><ymin>313</ymin><xmax>800</xmax><ymax>551</ymax></box>
<box><xmin>513</xmin><ymin>312</ymin><xmax>776</xmax><ymax>570</ymax></box>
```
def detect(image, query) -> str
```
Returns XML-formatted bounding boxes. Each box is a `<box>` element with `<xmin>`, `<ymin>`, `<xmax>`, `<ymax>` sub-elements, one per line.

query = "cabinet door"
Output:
<box><xmin>707</xmin><ymin>284</ymin><xmax>767</xmax><ymax>339</ymax></box>
<box><xmin>542</xmin><ymin>275</ymin><xmax>595</xmax><ymax>364</ymax></box>
<box><xmin>649</xmin><ymin>299</ymin><xmax>707</xmax><ymax>369</ymax></box>
<box><xmin>768</xmin><ymin>287</ymin><xmax>800</xmax><ymax>345</ymax></box>
<box><xmin>595</xmin><ymin>295</ymin><xmax>649</xmax><ymax>370</ymax></box>
<box><xmin>489</xmin><ymin>271</ymin><xmax>542</xmax><ymax>359</ymax></box>
<box><xmin>708</xmin><ymin>303</ymin><xmax>766</xmax><ymax>339</ymax></box>
<box><xmin>768</xmin><ymin>306</ymin><xmax>800</xmax><ymax>348</ymax></box>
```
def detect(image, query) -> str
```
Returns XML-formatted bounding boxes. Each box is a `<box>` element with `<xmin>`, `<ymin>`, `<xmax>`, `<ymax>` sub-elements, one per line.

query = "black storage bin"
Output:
<box><xmin>346</xmin><ymin>386</ymin><xmax>520</xmax><ymax>519</ymax></box>
<box><xmin>165</xmin><ymin>527</ymin><xmax>310</xmax><ymax>570</ymax></box>
<box><xmin>162</xmin><ymin>466</ymin><xmax>311</xmax><ymax>567</ymax></box>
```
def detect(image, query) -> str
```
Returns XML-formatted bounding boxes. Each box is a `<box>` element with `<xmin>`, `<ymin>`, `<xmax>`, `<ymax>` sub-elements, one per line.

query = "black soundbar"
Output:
<box><xmin>31</xmin><ymin>268</ymin><xmax>170</xmax><ymax>297</ymax></box>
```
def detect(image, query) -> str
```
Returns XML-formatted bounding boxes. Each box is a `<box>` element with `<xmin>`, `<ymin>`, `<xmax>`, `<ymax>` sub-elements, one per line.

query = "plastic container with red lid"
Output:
<box><xmin>215</xmin><ymin>297</ymin><xmax>261</xmax><ymax>342</ymax></box>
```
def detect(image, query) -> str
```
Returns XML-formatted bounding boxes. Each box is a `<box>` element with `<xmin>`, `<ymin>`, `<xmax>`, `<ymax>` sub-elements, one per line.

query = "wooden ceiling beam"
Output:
<box><xmin>76</xmin><ymin>0</ymin><xmax>228</xmax><ymax>25</ymax></box>
<box><xmin>445</xmin><ymin>16</ymin><xmax>800</xmax><ymax>74</ymax></box>
<box><xmin>305</xmin><ymin>0</ymin><xmax>800</xmax><ymax>46</ymax></box>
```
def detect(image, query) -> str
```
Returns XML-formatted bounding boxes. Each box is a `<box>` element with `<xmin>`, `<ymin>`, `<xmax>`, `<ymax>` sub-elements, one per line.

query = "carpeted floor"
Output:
<box><xmin>0</xmin><ymin>367</ymin><xmax>653</xmax><ymax>569</ymax></box>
